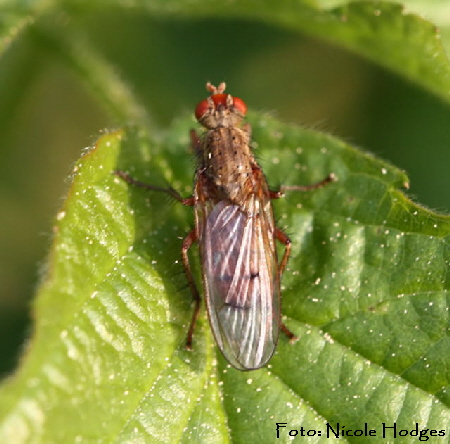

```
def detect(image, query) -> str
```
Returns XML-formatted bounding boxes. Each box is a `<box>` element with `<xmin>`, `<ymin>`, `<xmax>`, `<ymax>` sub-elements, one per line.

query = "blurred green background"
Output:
<box><xmin>1</xmin><ymin>8</ymin><xmax>449</xmax><ymax>377</ymax></box>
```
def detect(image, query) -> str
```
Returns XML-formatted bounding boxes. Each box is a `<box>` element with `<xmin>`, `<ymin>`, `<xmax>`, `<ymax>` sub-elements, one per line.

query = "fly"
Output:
<box><xmin>115</xmin><ymin>82</ymin><xmax>334</xmax><ymax>371</ymax></box>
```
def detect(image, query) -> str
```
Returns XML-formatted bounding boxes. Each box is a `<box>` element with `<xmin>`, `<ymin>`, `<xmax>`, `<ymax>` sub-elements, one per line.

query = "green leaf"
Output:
<box><xmin>1</xmin><ymin>113</ymin><xmax>449</xmax><ymax>442</ymax></box>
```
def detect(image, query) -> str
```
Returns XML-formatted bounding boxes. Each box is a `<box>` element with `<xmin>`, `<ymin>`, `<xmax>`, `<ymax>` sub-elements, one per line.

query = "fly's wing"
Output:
<box><xmin>200</xmin><ymin>199</ymin><xmax>280</xmax><ymax>370</ymax></box>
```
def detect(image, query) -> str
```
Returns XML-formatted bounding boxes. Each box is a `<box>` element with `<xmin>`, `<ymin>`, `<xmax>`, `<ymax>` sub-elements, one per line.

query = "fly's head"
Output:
<box><xmin>195</xmin><ymin>82</ymin><xmax>247</xmax><ymax>129</ymax></box>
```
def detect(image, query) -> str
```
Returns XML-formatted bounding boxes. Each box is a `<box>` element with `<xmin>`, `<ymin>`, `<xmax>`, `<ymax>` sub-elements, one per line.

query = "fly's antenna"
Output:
<box><xmin>206</xmin><ymin>82</ymin><xmax>226</xmax><ymax>95</ymax></box>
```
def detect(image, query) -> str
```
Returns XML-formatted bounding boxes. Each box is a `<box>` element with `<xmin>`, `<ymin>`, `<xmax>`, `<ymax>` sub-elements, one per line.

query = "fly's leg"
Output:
<box><xmin>114</xmin><ymin>170</ymin><xmax>200</xmax><ymax>348</ymax></box>
<box><xmin>271</xmin><ymin>172</ymin><xmax>336</xmax><ymax>274</ymax></box>
<box><xmin>276</xmin><ymin>227</ymin><xmax>291</xmax><ymax>277</ymax></box>
<box><xmin>182</xmin><ymin>229</ymin><xmax>201</xmax><ymax>350</ymax></box>
<box><xmin>270</xmin><ymin>173</ymin><xmax>336</xmax><ymax>199</ymax></box>
<box><xmin>280</xmin><ymin>324</ymin><xmax>297</xmax><ymax>343</ymax></box>
<box><xmin>275</xmin><ymin>227</ymin><xmax>298</xmax><ymax>344</ymax></box>
<box><xmin>190</xmin><ymin>129</ymin><xmax>202</xmax><ymax>156</ymax></box>
<box><xmin>272</xmin><ymin>173</ymin><xmax>335</xmax><ymax>343</ymax></box>
<box><xmin>114</xmin><ymin>170</ymin><xmax>195</xmax><ymax>206</ymax></box>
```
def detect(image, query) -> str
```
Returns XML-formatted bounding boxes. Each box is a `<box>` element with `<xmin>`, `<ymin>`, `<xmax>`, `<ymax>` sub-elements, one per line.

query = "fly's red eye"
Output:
<box><xmin>195</xmin><ymin>99</ymin><xmax>210</xmax><ymax>120</ymax></box>
<box><xmin>232</xmin><ymin>97</ymin><xmax>247</xmax><ymax>116</ymax></box>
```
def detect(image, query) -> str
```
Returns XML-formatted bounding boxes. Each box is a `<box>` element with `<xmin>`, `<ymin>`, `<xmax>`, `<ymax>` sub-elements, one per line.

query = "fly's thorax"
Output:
<box><xmin>200</xmin><ymin>127</ymin><xmax>257</xmax><ymax>201</ymax></box>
